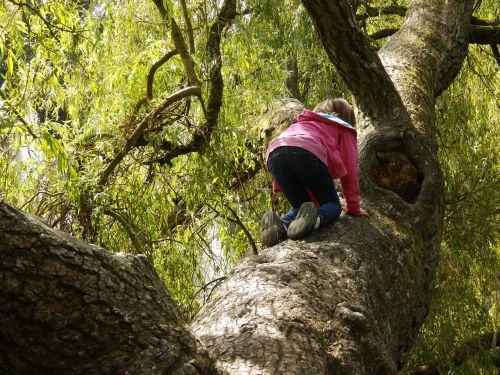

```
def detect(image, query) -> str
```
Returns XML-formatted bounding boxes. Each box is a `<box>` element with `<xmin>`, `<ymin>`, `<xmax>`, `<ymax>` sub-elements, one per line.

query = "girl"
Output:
<box><xmin>260</xmin><ymin>98</ymin><xmax>368</xmax><ymax>247</ymax></box>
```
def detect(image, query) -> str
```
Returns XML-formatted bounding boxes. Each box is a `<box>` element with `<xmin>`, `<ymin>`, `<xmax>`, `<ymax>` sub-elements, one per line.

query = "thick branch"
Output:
<box><xmin>378</xmin><ymin>0</ymin><xmax>474</xmax><ymax>150</ymax></box>
<box><xmin>469</xmin><ymin>25</ymin><xmax>500</xmax><ymax>44</ymax></box>
<box><xmin>300</xmin><ymin>0</ymin><xmax>408</xmax><ymax>126</ymax></box>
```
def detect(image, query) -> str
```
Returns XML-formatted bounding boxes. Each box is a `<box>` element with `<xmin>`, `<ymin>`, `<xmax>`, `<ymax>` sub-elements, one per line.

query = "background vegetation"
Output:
<box><xmin>0</xmin><ymin>0</ymin><xmax>498</xmax><ymax>372</ymax></box>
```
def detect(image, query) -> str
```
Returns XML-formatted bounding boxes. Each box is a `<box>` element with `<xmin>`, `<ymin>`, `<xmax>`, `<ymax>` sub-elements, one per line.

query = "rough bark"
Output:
<box><xmin>192</xmin><ymin>209</ymin><xmax>432</xmax><ymax>374</ymax></box>
<box><xmin>0</xmin><ymin>201</ymin><xmax>216</xmax><ymax>374</ymax></box>
<box><xmin>0</xmin><ymin>0</ymin><xmax>478</xmax><ymax>374</ymax></box>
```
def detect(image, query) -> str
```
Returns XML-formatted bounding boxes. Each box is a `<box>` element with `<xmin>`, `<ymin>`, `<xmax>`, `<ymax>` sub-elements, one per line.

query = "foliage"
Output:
<box><xmin>0</xmin><ymin>0</ymin><xmax>498</xmax><ymax>371</ymax></box>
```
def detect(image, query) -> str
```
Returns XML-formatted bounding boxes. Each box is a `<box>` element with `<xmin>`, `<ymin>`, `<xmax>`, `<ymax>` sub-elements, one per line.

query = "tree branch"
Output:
<box><xmin>98</xmin><ymin>85</ymin><xmax>201</xmax><ymax>186</ymax></box>
<box><xmin>369</xmin><ymin>28</ymin><xmax>398</xmax><ymax>41</ymax></box>
<box><xmin>148</xmin><ymin>0</ymin><xmax>237</xmax><ymax>167</ymax></box>
<box><xmin>7</xmin><ymin>0</ymin><xmax>62</xmax><ymax>44</ymax></box>
<box><xmin>179</xmin><ymin>0</ymin><xmax>195</xmax><ymax>53</ymax></box>
<box><xmin>0</xmin><ymin>91</ymin><xmax>39</xmax><ymax>139</ymax></box>
<box><xmin>147</xmin><ymin>49</ymin><xmax>179</xmax><ymax>100</ymax></box>
<box><xmin>151</xmin><ymin>0</ymin><xmax>168</xmax><ymax>19</ymax></box>
<box><xmin>204</xmin><ymin>0</ymin><xmax>237</xmax><ymax>125</ymax></box>
<box><xmin>103</xmin><ymin>208</ymin><xmax>145</xmax><ymax>256</ymax></box>
<box><xmin>207</xmin><ymin>201</ymin><xmax>259</xmax><ymax>255</ymax></box>
<box><xmin>300</xmin><ymin>0</ymin><xmax>407</xmax><ymax>125</ymax></box>
<box><xmin>469</xmin><ymin>25</ymin><xmax>500</xmax><ymax>44</ymax></box>
<box><xmin>356</xmin><ymin>4</ymin><xmax>407</xmax><ymax>23</ymax></box>
<box><xmin>171</xmin><ymin>19</ymin><xmax>200</xmax><ymax>86</ymax></box>
<box><xmin>0</xmin><ymin>200</ymin><xmax>217</xmax><ymax>373</ymax></box>
<box><xmin>492</xmin><ymin>44</ymin><xmax>500</xmax><ymax>66</ymax></box>
<box><xmin>376</xmin><ymin>0</ymin><xmax>475</xmax><ymax>148</ymax></box>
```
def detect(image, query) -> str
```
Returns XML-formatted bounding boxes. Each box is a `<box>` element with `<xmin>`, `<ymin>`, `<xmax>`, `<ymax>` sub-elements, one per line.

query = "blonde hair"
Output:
<box><xmin>313</xmin><ymin>98</ymin><xmax>356</xmax><ymax>128</ymax></box>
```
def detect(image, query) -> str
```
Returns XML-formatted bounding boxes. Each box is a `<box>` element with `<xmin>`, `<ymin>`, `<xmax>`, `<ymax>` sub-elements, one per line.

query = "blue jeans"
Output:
<box><xmin>267</xmin><ymin>146</ymin><xmax>341</xmax><ymax>228</ymax></box>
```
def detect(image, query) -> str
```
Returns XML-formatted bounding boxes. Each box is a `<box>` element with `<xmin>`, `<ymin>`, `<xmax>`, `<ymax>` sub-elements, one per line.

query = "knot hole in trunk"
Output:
<box><xmin>370</xmin><ymin>151</ymin><xmax>423</xmax><ymax>203</ymax></box>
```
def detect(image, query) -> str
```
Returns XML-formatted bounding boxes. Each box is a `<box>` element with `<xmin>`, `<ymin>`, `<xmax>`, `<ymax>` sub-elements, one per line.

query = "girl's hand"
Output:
<box><xmin>358</xmin><ymin>208</ymin><xmax>369</xmax><ymax>217</ymax></box>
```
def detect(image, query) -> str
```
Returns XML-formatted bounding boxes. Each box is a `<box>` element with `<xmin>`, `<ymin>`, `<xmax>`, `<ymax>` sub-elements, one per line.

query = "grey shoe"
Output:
<box><xmin>260</xmin><ymin>211</ymin><xmax>287</xmax><ymax>247</ymax></box>
<box><xmin>287</xmin><ymin>202</ymin><xmax>318</xmax><ymax>240</ymax></box>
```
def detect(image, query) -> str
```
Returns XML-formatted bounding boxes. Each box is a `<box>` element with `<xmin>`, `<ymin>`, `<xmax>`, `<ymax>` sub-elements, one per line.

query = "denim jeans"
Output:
<box><xmin>267</xmin><ymin>146</ymin><xmax>341</xmax><ymax>228</ymax></box>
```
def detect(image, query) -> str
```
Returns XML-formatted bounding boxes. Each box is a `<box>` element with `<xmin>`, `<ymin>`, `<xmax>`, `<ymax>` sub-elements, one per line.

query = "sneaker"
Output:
<box><xmin>287</xmin><ymin>202</ymin><xmax>318</xmax><ymax>240</ymax></box>
<box><xmin>260</xmin><ymin>211</ymin><xmax>287</xmax><ymax>247</ymax></box>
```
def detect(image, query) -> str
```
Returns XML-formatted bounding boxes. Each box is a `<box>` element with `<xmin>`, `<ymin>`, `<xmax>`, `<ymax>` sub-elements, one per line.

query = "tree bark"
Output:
<box><xmin>192</xmin><ymin>0</ymin><xmax>474</xmax><ymax>373</ymax></box>
<box><xmin>0</xmin><ymin>201</ymin><xmax>216</xmax><ymax>374</ymax></box>
<box><xmin>0</xmin><ymin>0</ymin><xmax>477</xmax><ymax>374</ymax></box>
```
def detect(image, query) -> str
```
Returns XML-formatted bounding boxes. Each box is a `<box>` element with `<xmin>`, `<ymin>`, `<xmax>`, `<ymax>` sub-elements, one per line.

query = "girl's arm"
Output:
<box><xmin>339</xmin><ymin>132</ymin><xmax>363</xmax><ymax>215</ymax></box>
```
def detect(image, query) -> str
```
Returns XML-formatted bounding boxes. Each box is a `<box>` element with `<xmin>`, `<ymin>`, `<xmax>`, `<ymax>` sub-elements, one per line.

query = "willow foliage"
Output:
<box><xmin>0</xmin><ymin>0</ymin><xmax>498</xmax><ymax>370</ymax></box>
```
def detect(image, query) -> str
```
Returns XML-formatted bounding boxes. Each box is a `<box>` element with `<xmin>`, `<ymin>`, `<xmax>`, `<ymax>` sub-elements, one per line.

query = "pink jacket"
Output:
<box><xmin>266</xmin><ymin>110</ymin><xmax>362</xmax><ymax>215</ymax></box>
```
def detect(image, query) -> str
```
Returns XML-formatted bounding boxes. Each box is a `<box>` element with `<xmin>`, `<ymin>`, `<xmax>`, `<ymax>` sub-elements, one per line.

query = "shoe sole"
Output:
<box><xmin>260</xmin><ymin>211</ymin><xmax>286</xmax><ymax>247</ymax></box>
<box><xmin>287</xmin><ymin>202</ymin><xmax>317</xmax><ymax>240</ymax></box>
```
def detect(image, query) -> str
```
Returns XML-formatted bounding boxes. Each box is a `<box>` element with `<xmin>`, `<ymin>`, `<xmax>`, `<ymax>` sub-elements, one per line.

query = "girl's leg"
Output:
<box><xmin>267</xmin><ymin>146</ymin><xmax>340</xmax><ymax>231</ymax></box>
<box><xmin>267</xmin><ymin>147</ymin><xmax>311</xmax><ymax>210</ymax></box>
<box><xmin>281</xmin><ymin>208</ymin><xmax>298</xmax><ymax>227</ymax></box>
<box><xmin>290</xmin><ymin>151</ymin><xmax>341</xmax><ymax>228</ymax></box>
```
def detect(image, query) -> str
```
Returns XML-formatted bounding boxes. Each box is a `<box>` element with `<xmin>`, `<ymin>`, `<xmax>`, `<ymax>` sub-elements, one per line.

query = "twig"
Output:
<box><xmin>192</xmin><ymin>276</ymin><xmax>227</xmax><ymax>303</ymax></box>
<box><xmin>0</xmin><ymin>91</ymin><xmax>39</xmax><ymax>139</ymax></box>
<box><xmin>20</xmin><ymin>190</ymin><xmax>64</xmax><ymax>210</ymax></box>
<box><xmin>103</xmin><ymin>208</ymin><xmax>144</xmax><ymax>254</ymax></box>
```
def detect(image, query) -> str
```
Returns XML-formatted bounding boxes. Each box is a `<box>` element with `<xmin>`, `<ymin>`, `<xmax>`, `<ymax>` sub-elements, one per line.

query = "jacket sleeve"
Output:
<box><xmin>339</xmin><ymin>132</ymin><xmax>362</xmax><ymax>215</ymax></box>
<box><xmin>273</xmin><ymin>180</ymin><xmax>281</xmax><ymax>193</ymax></box>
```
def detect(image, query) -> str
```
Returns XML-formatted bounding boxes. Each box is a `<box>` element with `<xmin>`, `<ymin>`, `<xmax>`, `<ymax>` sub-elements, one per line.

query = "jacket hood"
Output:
<box><xmin>297</xmin><ymin>109</ymin><xmax>357</xmax><ymax>135</ymax></box>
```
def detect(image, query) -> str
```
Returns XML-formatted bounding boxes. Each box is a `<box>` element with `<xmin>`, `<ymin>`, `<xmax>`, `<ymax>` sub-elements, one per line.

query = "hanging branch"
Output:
<box><xmin>7</xmin><ymin>0</ymin><xmax>62</xmax><ymax>44</ymax></box>
<box><xmin>0</xmin><ymin>91</ymin><xmax>39</xmax><ymax>139</ymax></box>
<box><xmin>206</xmin><ymin>201</ymin><xmax>259</xmax><ymax>255</ymax></box>
<box><xmin>103</xmin><ymin>208</ymin><xmax>145</xmax><ymax>255</ymax></box>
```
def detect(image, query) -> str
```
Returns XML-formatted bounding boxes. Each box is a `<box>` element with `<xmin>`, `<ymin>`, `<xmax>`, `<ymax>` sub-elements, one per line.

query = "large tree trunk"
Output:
<box><xmin>191</xmin><ymin>1</ymin><xmax>474</xmax><ymax>373</ymax></box>
<box><xmin>0</xmin><ymin>0</ymin><xmax>475</xmax><ymax>374</ymax></box>
<box><xmin>0</xmin><ymin>201</ymin><xmax>216</xmax><ymax>374</ymax></box>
